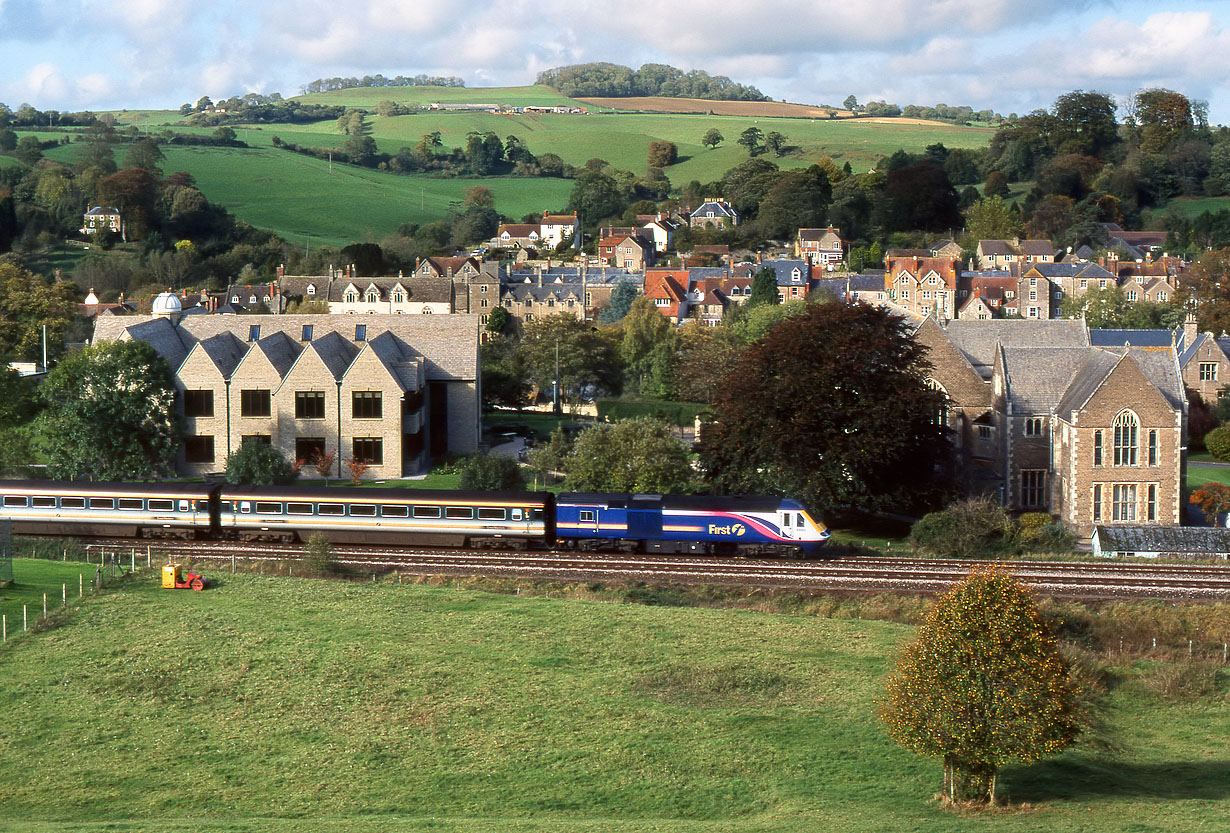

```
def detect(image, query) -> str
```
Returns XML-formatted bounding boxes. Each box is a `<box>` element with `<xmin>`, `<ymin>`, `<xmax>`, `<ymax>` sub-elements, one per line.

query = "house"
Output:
<box><xmin>977</xmin><ymin>240</ymin><xmax>1018</xmax><ymax>270</ymax></box>
<box><xmin>957</xmin><ymin>294</ymin><xmax>996</xmax><ymax>320</ymax></box>
<box><xmin>495</xmin><ymin>223</ymin><xmax>542</xmax><ymax>249</ymax></box>
<box><xmin>757</xmin><ymin>260</ymin><xmax>812</xmax><ymax>303</ymax></box>
<box><xmin>91</xmin><ymin>301</ymin><xmax>481</xmax><ymax>479</ymax></box>
<box><xmin>796</xmin><ymin>227</ymin><xmax>844</xmax><ymax>268</ymax></box>
<box><xmin>914</xmin><ymin>318</ymin><xmax>1186</xmax><ymax>535</ymax></box>
<box><xmin>644</xmin><ymin>270</ymin><xmax>691</xmax><ymax>323</ymax></box>
<box><xmin>598</xmin><ymin>233</ymin><xmax>652</xmax><ymax>270</ymax></box>
<box><xmin>885</xmin><ymin>254</ymin><xmax>959</xmax><ymax>321</ymax></box>
<box><xmin>1178</xmin><ymin>317</ymin><xmax>1230</xmax><ymax>402</ymax></box>
<box><xmin>503</xmin><ymin>265</ymin><xmax>643</xmax><ymax>321</ymax></box>
<box><xmin>689</xmin><ymin>199</ymin><xmax>739</xmax><ymax>229</ymax></box>
<box><xmin>929</xmin><ymin>239</ymin><xmax>964</xmax><ymax>260</ymax></box>
<box><xmin>1092</xmin><ymin>526</ymin><xmax>1230</xmax><ymax>559</ymax></box>
<box><xmin>81</xmin><ymin>206</ymin><xmax>122</xmax><ymax>236</ymax></box>
<box><xmin>539</xmin><ymin>212</ymin><xmax>580</xmax><ymax>249</ymax></box>
<box><xmin>637</xmin><ymin>215</ymin><xmax>682</xmax><ymax>253</ymax></box>
<box><xmin>962</xmin><ymin>272</ymin><xmax>1018</xmax><ymax>317</ymax></box>
<box><xmin>330</xmin><ymin>278</ymin><xmax>453</xmax><ymax>315</ymax></box>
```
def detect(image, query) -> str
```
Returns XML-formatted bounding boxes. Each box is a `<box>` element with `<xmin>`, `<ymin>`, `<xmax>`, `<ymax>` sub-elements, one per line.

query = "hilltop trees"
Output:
<box><xmin>702</xmin><ymin>128</ymin><xmax>723</xmax><ymax>149</ymax></box>
<box><xmin>882</xmin><ymin>568</ymin><xmax>1082</xmax><ymax>804</ymax></box>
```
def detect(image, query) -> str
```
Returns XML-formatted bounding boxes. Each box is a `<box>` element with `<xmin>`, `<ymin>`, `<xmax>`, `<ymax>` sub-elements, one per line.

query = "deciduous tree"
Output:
<box><xmin>737</xmin><ymin>126</ymin><xmax>764</xmax><ymax>155</ymax></box>
<box><xmin>646</xmin><ymin>140</ymin><xmax>678</xmax><ymax>168</ymax></box>
<box><xmin>34</xmin><ymin>340</ymin><xmax>180</xmax><ymax>480</ymax></box>
<box><xmin>458</xmin><ymin>452</ymin><xmax>527</xmax><ymax>490</ymax></box>
<box><xmin>564</xmin><ymin>417</ymin><xmax>692</xmax><ymax>493</ymax></box>
<box><xmin>701</xmin><ymin>128</ymin><xmax>723</xmax><ymax>149</ymax></box>
<box><xmin>700</xmin><ymin>303</ymin><xmax>949</xmax><ymax>515</ymax></box>
<box><xmin>881</xmin><ymin>568</ymin><xmax>1082</xmax><ymax>804</ymax></box>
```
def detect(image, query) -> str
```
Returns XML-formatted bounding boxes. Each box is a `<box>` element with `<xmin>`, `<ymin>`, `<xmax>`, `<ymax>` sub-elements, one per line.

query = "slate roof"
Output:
<box><xmin>691</xmin><ymin>200</ymin><xmax>737</xmax><ymax>219</ymax></box>
<box><xmin>1052</xmin><ymin>349</ymin><xmax>1124</xmax><ymax>415</ymax></box>
<box><xmin>193</xmin><ymin>332</ymin><xmax>248</xmax><ymax>378</ymax></box>
<box><xmin>944</xmin><ymin>319</ymin><xmax>1090</xmax><ymax>376</ymax></box>
<box><xmin>1095</xmin><ymin>525</ymin><xmax>1230</xmax><ymax>554</ymax></box>
<box><xmin>506</xmin><ymin>267</ymin><xmax>643</xmax><ymax>287</ymax></box>
<box><xmin>979</xmin><ymin>239</ymin><xmax>1015</xmax><ymax>255</ymax></box>
<box><xmin>304</xmin><ymin>331</ymin><xmax>360</xmax><ymax>381</ymax></box>
<box><xmin>1000</xmin><ymin>347</ymin><xmax>1097</xmax><ymax>411</ymax></box>
<box><xmin>759</xmin><ymin>260</ymin><xmax>810</xmax><ymax>286</ymax></box>
<box><xmin>1026</xmin><ymin>263</ymin><xmax>1116</xmax><ymax>279</ymax></box>
<box><xmin>1090</xmin><ymin>329</ymin><xmax>1177</xmax><ymax>349</ymax></box>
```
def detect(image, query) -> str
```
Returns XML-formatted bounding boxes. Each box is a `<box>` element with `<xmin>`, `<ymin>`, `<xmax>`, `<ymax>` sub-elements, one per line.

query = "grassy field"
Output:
<box><xmin>1188</xmin><ymin>462</ymin><xmax>1230</xmax><ymax>490</ymax></box>
<box><xmin>44</xmin><ymin>142</ymin><xmax>573</xmax><ymax>248</ymax></box>
<box><xmin>298</xmin><ymin>84</ymin><xmax>589</xmax><ymax>109</ymax></box>
<box><xmin>0</xmin><ymin>558</ymin><xmax>101</xmax><ymax>627</ymax></box>
<box><xmin>0</xmin><ymin>571</ymin><xmax>1225</xmax><ymax>832</ymax></box>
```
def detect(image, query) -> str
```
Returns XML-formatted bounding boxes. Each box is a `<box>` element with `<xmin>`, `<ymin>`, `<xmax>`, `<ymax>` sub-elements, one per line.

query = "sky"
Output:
<box><xmin>2</xmin><ymin>0</ymin><xmax>1229</xmax><ymax>123</ymax></box>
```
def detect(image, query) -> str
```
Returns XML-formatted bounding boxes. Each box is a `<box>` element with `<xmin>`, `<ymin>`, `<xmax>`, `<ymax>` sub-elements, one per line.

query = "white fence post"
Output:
<box><xmin>42</xmin><ymin>594</ymin><xmax>46</xmax><ymax>618</ymax></box>
<box><xmin>62</xmin><ymin>584</ymin><xmax>66</xmax><ymax>607</ymax></box>
<box><xmin>23</xmin><ymin>605</ymin><xmax>27</xmax><ymax>632</ymax></box>
<box><xmin>79</xmin><ymin>574</ymin><xmax>83</xmax><ymax>598</ymax></box>
<box><xmin>3</xmin><ymin>614</ymin><xmax>6</xmax><ymax>642</ymax></box>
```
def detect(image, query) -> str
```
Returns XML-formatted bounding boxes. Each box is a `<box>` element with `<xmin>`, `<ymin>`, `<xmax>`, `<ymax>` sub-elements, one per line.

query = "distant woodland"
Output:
<box><xmin>536</xmin><ymin>63</ymin><xmax>768</xmax><ymax>101</ymax></box>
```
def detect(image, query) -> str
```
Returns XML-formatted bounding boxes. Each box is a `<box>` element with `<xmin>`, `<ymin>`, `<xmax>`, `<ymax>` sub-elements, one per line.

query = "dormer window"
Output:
<box><xmin>249</xmin><ymin>295</ymin><xmax>257</xmax><ymax>304</ymax></box>
<box><xmin>393</xmin><ymin>292</ymin><xmax>404</xmax><ymax>304</ymax></box>
<box><xmin>345</xmin><ymin>291</ymin><xmax>357</xmax><ymax>303</ymax></box>
<box><xmin>231</xmin><ymin>295</ymin><xmax>239</xmax><ymax>303</ymax></box>
<box><xmin>306</xmin><ymin>284</ymin><xmax>316</xmax><ymax>295</ymax></box>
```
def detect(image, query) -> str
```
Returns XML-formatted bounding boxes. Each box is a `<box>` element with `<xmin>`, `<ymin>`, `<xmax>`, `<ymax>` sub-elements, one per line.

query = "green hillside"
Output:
<box><xmin>297</xmin><ymin>84</ymin><xmax>588</xmax><ymax>109</ymax></box>
<box><xmin>0</xmin><ymin>569</ymin><xmax>1225</xmax><ymax>832</ymax></box>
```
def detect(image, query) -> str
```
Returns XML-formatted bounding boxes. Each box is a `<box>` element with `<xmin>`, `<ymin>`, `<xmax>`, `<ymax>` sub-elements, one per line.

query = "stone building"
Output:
<box><xmin>92</xmin><ymin>297</ymin><xmax>480</xmax><ymax>480</ymax></box>
<box><xmin>915</xmin><ymin>318</ymin><xmax>1186</xmax><ymax>535</ymax></box>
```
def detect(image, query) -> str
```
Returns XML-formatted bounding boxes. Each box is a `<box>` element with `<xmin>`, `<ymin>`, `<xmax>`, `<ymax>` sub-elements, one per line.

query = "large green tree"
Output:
<box><xmin>619</xmin><ymin>295</ymin><xmax>678</xmax><ymax>397</ymax></box>
<box><xmin>699</xmin><ymin>302</ymin><xmax>949</xmax><ymax>515</ymax></box>
<box><xmin>563</xmin><ymin>417</ymin><xmax>692</xmax><ymax>493</ymax></box>
<box><xmin>881</xmin><ymin>569</ymin><xmax>1082</xmax><ymax>804</ymax></box>
<box><xmin>518</xmin><ymin>313</ymin><xmax>622</xmax><ymax>406</ymax></box>
<box><xmin>35</xmin><ymin>340</ymin><xmax>180</xmax><ymax>480</ymax></box>
<box><xmin>0</xmin><ymin>262</ymin><xmax>81</xmax><ymax>361</ymax></box>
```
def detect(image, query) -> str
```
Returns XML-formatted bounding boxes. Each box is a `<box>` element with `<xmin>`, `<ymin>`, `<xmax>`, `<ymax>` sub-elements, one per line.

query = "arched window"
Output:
<box><xmin>366</xmin><ymin>290</ymin><xmax>379</xmax><ymax>303</ymax></box>
<box><xmin>1113</xmin><ymin>410</ymin><xmax>1138</xmax><ymax>466</ymax></box>
<box><xmin>345</xmin><ymin>291</ymin><xmax>357</xmax><ymax>303</ymax></box>
<box><xmin>925</xmin><ymin>378</ymin><xmax>948</xmax><ymax>425</ymax></box>
<box><xmin>393</xmin><ymin>292</ymin><xmax>404</xmax><ymax>304</ymax></box>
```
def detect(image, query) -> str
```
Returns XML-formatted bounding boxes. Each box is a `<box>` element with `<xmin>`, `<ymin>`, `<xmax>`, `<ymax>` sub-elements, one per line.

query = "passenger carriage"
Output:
<box><xmin>0</xmin><ymin>481</ymin><xmax>219</xmax><ymax>539</ymax></box>
<box><xmin>220</xmin><ymin>486</ymin><xmax>552</xmax><ymax>547</ymax></box>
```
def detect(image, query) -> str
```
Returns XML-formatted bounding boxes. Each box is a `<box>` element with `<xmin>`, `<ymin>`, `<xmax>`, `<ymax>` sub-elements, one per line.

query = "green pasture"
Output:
<box><xmin>146</xmin><ymin>145</ymin><xmax>572</xmax><ymax>247</ymax></box>
<box><xmin>1151</xmin><ymin>195</ymin><xmax>1230</xmax><ymax>220</ymax></box>
<box><xmin>0</xmin><ymin>572</ymin><xmax>1225</xmax><ymax>832</ymax></box>
<box><xmin>0</xmin><ymin>558</ymin><xmax>99</xmax><ymax>626</ymax></box>
<box><xmin>1188</xmin><ymin>462</ymin><xmax>1230</xmax><ymax>490</ymax></box>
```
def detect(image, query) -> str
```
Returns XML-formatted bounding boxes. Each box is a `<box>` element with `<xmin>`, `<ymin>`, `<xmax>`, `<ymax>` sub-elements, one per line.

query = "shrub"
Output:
<box><xmin>457</xmin><ymin>452</ymin><xmax>527</xmax><ymax>491</ymax></box>
<box><xmin>225</xmin><ymin>443</ymin><xmax>300</xmax><ymax>486</ymax></box>
<box><xmin>909</xmin><ymin>496</ymin><xmax>1012</xmax><ymax>558</ymax></box>
<box><xmin>1203</xmin><ymin>424</ymin><xmax>1230</xmax><ymax>461</ymax></box>
<box><xmin>302</xmin><ymin>532</ymin><xmax>337</xmax><ymax>576</ymax></box>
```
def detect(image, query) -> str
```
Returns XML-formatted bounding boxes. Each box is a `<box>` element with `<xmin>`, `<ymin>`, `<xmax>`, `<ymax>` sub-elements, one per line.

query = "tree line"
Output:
<box><xmin>300</xmin><ymin>74</ymin><xmax>465</xmax><ymax>94</ymax></box>
<box><xmin>536</xmin><ymin>62</ymin><xmax>767</xmax><ymax>101</ymax></box>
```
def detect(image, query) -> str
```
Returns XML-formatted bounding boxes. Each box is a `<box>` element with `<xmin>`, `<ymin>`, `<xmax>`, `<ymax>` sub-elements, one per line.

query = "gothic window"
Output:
<box><xmin>1113</xmin><ymin>411</ymin><xmax>1139</xmax><ymax>466</ymax></box>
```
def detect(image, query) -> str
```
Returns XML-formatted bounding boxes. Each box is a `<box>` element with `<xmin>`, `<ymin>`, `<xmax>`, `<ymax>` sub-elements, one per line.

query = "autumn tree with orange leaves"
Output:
<box><xmin>881</xmin><ymin>569</ymin><xmax>1082</xmax><ymax>805</ymax></box>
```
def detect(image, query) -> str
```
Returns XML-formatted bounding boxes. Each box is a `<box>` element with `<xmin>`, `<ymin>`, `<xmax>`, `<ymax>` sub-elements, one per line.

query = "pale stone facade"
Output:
<box><xmin>92</xmin><ymin>312</ymin><xmax>480</xmax><ymax>480</ymax></box>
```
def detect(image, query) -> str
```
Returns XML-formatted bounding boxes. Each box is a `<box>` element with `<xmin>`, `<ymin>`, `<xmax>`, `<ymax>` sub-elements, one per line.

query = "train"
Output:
<box><xmin>0</xmin><ymin>480</ymin><xmax>829</xmax><ymax>557</ymax></box>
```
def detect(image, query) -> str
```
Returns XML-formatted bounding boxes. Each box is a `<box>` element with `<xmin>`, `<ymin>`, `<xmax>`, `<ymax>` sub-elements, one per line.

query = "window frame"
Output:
<box><xmin>240</xmin><ymin>389</ymin><xmax>272</xmax><ymax>418</ymax></box>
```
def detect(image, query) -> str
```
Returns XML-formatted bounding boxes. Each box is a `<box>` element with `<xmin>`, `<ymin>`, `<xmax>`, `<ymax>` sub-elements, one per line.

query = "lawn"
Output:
<box><xmin>0</xmin><ymin>558</ymin><xmax>102</xmax><ymax>627</ymax></box>
<box><xmin>1187</xmin><ymin>463</ymin><xmax>1230</xmax><ymax>489</ymax></box>
<box><xmin>0</xmin><ymin>572</ymin><xmax>1225</xmax><ymax>832</ymax></box>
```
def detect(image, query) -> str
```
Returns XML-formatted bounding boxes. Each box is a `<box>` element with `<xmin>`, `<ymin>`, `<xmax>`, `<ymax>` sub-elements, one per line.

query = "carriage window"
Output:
<box><xmin>255</xmin><ymin>502</ymin><xmax>282</xmax><ymax>514</ymax></box>
<box><xmin>119</xmin><ymin>498</ymin><xmax>144</xmax><ymax>511</ymax></box>
<box><xmin>60</xmin><ymin>497</ymin><xmax>85</xmax><ymax>508</ymax></box>
<box><xmin>413</xmin><ymin>506</ymin><xmax>441</xmax><ymax>519</ymax></box>
<box><xmin>238</xmin><ymin>502</ymin><xmax>251</xmax><ymax>514</ymax></box>
<box><xmin>318</xmin><ymin>503</ymin><xmax>345</xmax><ymax>516</ymax></box>
<box><xmin>90</xmin><ymin>498</ymin><xmax>115</xmax><ymax>510</ymax></box>
<box><xmin>511</xmin><ymin>508</ymin><xmax>523</xmax><ymax>520</ymax></box>
<box><xmin>349</xmin><ymin>504</ymin><xmax>377</xmax><ymax>517</ymax></box>
<box><xmin>178</xmin><ymin>500</ymin><xmax>190</xmax><ymax>512</ymax></box>
<box><xmin>286</xmin><ymin>503</ymin><xmax>314</xmax><ymax>515</ymax></box>
<box><xmin>531</xmin><ymin>509</ymin><xmax>545</xmax><ymax>521</ymax></box>
<box><xmin>445</xmin><ymin>507</ymin><xmax>474</xmax><ymax>520</ymax></box>
<box><xmin>578</xmin><ymin>510</ymin><xmax>595</xmax><ymax>523</ymax></box>
<box><xmin>32</xmin><ymin>496</ymin><xmax>55</xmax><ymax>508</ymax></box>
<box><xmin>195</xmin><ymin>500</ymin><xmax>210</xmax><ymax>511</ymax></box>
<box><xmin>477</xmin><ymin>507</ymin><xmax>506</xmax><ymax>520</ymax></box>
<box><xmin>381</xmin><ymin>505</ymin><xmax>409</xmax><ymax>518</ymax></box>
<box><xmin>148</xmin><ymin>499</ymin><xmax>173</xmax><ymax>511</ymax></box>
<box><xmin>3</xmin><ymin>496</ymin><xmax>28</xmax><ymax>507</ymax></box>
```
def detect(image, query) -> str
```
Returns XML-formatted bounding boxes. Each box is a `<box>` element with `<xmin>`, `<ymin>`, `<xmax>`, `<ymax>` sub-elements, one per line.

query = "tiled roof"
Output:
<box><xmin>194</xmin><ymin>332</ymin><xmax>247</xmax><ymax>378</ymax></box>
<box><xmin>979</xmin><ymin>240</ymin><xmax>1015</xmax><ymax>255</ymax></box>
<box><xmin>1019</xmin><ymin>240</ymin><xmax>1056</xmax><ymax>256</ymax></box>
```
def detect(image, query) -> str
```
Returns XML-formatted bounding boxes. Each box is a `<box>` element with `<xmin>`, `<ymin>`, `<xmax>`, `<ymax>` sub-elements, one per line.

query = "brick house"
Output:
<box><xmin>92</xmin><ymin>307</ymin><xmax>480</xmax><ymax>479</ymax></box>
<box><xmin>885</xmin><ymin>254</ymin><xmax>959</xmax><ymax>321</ymax></box>
<box><xmin>915</xmin><ymin>318</ymin><xmax>1186</xmax><ymax>535</ymax></box>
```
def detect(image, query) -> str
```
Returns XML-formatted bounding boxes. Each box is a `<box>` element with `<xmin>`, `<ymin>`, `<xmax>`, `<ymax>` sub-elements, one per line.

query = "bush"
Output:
<box><xmin>225</xmin><ymin>443</ymin><xmax>301</xmax><ymax>486</ymax></box>
<box><xmin>909</xmin><ymin>496</ymin><xmax>1012</xmax><ymax>558</ymax></box>
<box><xmin>302</xmin><ymin>532</ymin><xmax>337</xmax><ymax>576</ymax></box>
<box><xmin>1203</xmin><ymin>424</ymin><xmax>1230</xmax><ymax>461</ymax></box>
<box><xmin>457</xmin><ymin>452</ymin><xmax>527</xmax><ymax>491</ymax></box>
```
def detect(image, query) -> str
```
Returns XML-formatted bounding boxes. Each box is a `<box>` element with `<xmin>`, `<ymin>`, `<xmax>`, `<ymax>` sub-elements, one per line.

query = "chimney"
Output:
<box><xmin>1184</xmin><ymin>312</ymin><xmax>1199</xmax><ymax>347</ymax></box>
<box><xmin>536</xmin><ymin>267</ymin><xmax>543</xmax><ymax>287</ymax></box>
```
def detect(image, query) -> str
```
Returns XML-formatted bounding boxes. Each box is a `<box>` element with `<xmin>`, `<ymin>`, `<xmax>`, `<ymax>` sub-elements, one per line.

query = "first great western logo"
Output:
<box><xmin>708</xmin><ymin>523</ymin><xmax>747</xmax><ymax>536</ymax></box>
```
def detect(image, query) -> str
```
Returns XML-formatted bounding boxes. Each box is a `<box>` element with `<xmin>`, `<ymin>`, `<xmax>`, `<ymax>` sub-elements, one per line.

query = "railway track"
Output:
<box><xmin>81</xmin><ymin>539</ymin><xmax>1230</xmax><ymax>602</ymax></box>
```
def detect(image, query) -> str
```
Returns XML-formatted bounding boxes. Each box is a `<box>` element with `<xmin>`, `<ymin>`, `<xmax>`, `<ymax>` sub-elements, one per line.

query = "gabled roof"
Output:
<box><xmin>1026</xmin><ymin>262</ymin><xmax>1116</xmax><ymax>280</ymax></box>
<box><xmin>1019</xmin><ymin>240</ymin><xmax>1056</xmax><ymax>256</ymax></box>
<box><xmin>690</xmin><ymin>200</ymin><xmax>737</xmax><ymax>218</ymax></box>
<box><xmin>978</xmin><ymin>239</ymin><xmax>1015</xmax><ymax>256</ymax></box>
<box><xmin>498</xmin><ymin>224</ymin><xmax>540</xmax><ymax>237</ymax></box>
<box><xmin>1089</xmin><ymin>329</ymin><xmax>1176</xmax><ymax>349</ymax></box>
<box><xmin>303</xmin><ymin>331</ymin><xmax>361</xmax><ymax>381</ymax></box>
<box><xmin>944</xmin><ymin>319</ymin><xmax>1090</xmax><ymax>375</ymax></box>
<box><xmin>191</xmin><ymin>332</ymin><xmax>247</xmax><ymax>378</ymax></box>
<box><xmin>1001</xmin><ymin>347</ymin><xmax>1098</xmax><ymax>411</ymax></box>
